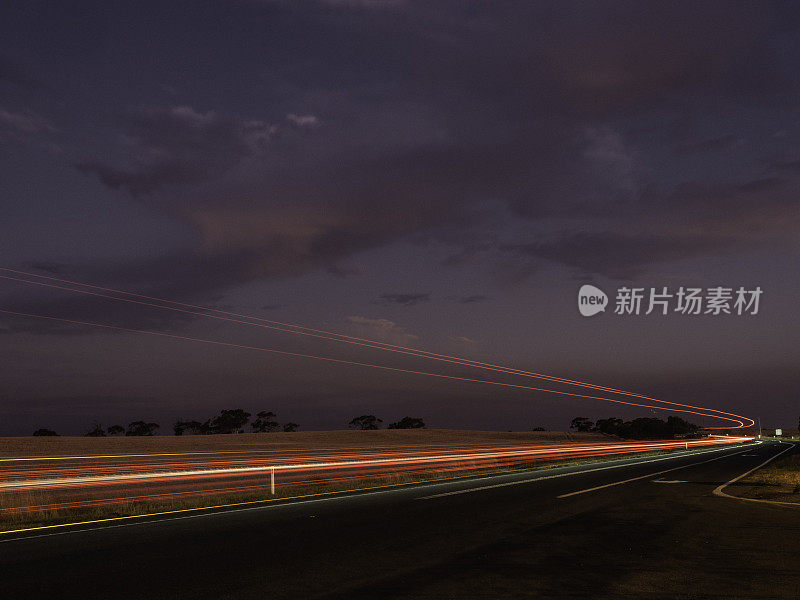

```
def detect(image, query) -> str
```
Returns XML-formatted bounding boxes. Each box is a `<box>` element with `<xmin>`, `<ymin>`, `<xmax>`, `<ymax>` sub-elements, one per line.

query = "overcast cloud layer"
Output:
<box><xmin>1</xmin><ymin>1</ymin><xmax>799</xmax><ymax>433</ymax></box>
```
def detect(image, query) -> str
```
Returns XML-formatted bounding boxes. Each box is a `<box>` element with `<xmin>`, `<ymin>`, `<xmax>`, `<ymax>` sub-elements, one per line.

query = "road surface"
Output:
<box><xmin>1</xmin><ymin>440</ymin><xmax>797</xmax><ymax>599</ymax></box>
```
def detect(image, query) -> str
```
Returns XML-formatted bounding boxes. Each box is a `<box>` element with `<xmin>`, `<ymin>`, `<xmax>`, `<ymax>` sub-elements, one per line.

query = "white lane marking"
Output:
<box><xmin>713</xmin><ymin>442</ymin><xmax>798</xmax><ymax>508</ymax></box>
<box><xmin>652</xmin><ymin>479</ymin><xmax>688</xmax><ymax>484</ymax></box>
<box><xmin>417</xmin><ymin>443</ymin><xmax>757</xmax><ymax>500</ymax></box>
<box><xmin>556</xmin><ymin>446</ymin><xmax>757</xmax><ymax>498</ymax></box>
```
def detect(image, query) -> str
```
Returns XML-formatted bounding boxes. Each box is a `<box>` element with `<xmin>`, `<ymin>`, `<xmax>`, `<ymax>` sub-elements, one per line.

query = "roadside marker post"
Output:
<box><xmin>270</xmin><ymin>467</ymin><xmax>275</xmax><ymax>495</ymax></box>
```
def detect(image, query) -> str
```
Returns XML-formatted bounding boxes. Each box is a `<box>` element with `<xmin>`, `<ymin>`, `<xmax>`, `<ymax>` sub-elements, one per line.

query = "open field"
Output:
<box><xmin>0</xmin><ymin>429</ymin><xmax>607</xmax><ymax>458</ymax></box>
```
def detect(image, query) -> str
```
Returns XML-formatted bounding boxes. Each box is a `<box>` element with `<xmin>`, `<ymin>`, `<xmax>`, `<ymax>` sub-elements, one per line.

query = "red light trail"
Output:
<box><xmin>0</xmin><ymin>307</ymin><xmax>749</xmax><ymax>427</ymax></box>
<box><xmin>0</xmin><ymin>437</ymin><xmax>753</xmax><ymax>529</ymax></box>
<box><xmin>0</xmin><ymin>267</ymin><xmax>755</xmax><ymax>428</ymax></box>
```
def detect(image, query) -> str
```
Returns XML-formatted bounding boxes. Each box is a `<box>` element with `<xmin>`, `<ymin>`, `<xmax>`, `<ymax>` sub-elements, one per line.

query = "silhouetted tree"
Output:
<box><xmin>173</xmin><ymin>420</ymin><xmax>203</xmax><ymax>435</ymax></box>
<box><xmin>33</xmin><ymin>428</ymin><xmax>58</xmax><ymax>436</ymax></box>
<box><xmin>387</xmin><ymin>417</ymin><xmax>425</xmax><ymax>429</ymax></box>
<box><xmin>349</xmin><ymin>415</ymin><xmax>383</xmax><ymax>430</ymax></box>
<box><xmin>570</xmin><ymin>417</ymin><xmax>594</xmax><ymax>432</ymax></box>
<box><xmin>594</xmin><ymin>418</ymin><xmax>624</xmax><ymax>435</ymax></box>
<box><xmin>665</xmin><ymin>416</ymin><xmax>698</xmax><ymax>436</ymax></box>
<box><xmin>251</xmin><ymin>411</ymin><xmax>280</xmax><ymax>433</ymax></box>
<box><xmin>210</xmin><ymin>409</ymin><xmax>251</xmax><ymax>434</ymax></box>
<box><xmin>107</xmin><ymin>424</ymin><xmax>125</xmax><ymax>436</ymax></box>
<box><xmin>282</xmin><ymin>422</ymin><xmax>299</xmax><ymax>432</ymax></box>
<box><xmin>84</xmin><ymin>423</ymin><xmax>106</xmax><ymax>437</ymax></box>
<box><xmin>125</xmin><ymin>421</ymin><xmax>159</xmax><ymax>436</ymax></box>
<box><xmin>616</xmin><ymin>418</ymin><xmax>663</xmax><ymax>439</ymax></box>
<box><xmin>575</xmin><ymin>415</ymin><xmax>701</xmax><ymax>440</ymax></box>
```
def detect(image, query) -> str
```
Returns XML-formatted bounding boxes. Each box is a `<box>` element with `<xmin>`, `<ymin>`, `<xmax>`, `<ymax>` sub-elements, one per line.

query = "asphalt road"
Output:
<box><xmin>1</xmin><ymin>441</ymin><xmax>797</xmax><ymax>599</ymax></box>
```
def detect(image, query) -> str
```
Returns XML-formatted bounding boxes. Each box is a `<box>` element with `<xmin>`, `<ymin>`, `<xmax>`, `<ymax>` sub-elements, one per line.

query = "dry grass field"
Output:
<box><xmin>740</xmin><ymin>451</ymin><xmax>800</xmax><ymax>503</ymax></box>
<box><xmin>0</xmin><ymin>429</ymin><xmax>607</xmax><ymax>458</ymax></box>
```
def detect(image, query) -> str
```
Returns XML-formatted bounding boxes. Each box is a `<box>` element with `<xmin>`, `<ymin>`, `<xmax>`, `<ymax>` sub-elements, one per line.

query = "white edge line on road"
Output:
<box><xmin>556</xmin><ymin>446</ymin><xmax>758</xmax><ymax>498</ymax></box>
<box><xmin>712</xmin><ymin>441</ymin><xmax>798</xmax><ymax>508</ymax></box>
<box><xmin>652</xmin><ymin>480</ymin><xmax>689</xmax><ymax>484</ymax></box>
<box><xmin>417</xmin><ymin>442</ymin><xmax>759</xmax><ymax>500</ymax></box>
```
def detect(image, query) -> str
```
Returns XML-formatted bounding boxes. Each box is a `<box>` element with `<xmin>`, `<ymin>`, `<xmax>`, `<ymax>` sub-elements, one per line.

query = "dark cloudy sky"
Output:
<box><xmin>1</xmin><ymin>1</ymin><xmax>798</xmax><ymax>435</ymax></box>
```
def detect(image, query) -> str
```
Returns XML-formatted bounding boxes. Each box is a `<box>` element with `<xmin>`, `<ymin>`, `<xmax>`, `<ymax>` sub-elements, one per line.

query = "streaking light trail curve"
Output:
<box><xmin>0</xmin><ymin>268</ymin><xmax>755</xmax><ymax>428</ymax></box>
<box><xmin>0</xmin><ymin>306</ymin><xmax>750</xmax><ymax>428</ymax></box>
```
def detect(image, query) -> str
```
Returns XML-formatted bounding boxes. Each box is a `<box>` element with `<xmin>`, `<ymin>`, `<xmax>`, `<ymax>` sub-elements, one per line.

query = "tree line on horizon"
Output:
<box><xmin>31</xmin><ymin>412</ymin><xmax>427</xmax><ymax>436</ymax></box>
<box><xmin>31</xmin><ymin>409</ymin><xmax>298</xmax><ymax>437</ymax></box>
<box><xmin>347</xmin><ymin>415</ymin><xmax>425</xmax><ymax>430</ymax></box>
<box><xmin>569</xmin><ymin>415</ymin><xmax>701</xmax><ymax>439</ymax></box>
<box><xmin>172</xmin><ymin>410</ymin><xmax>298</xmax><ymax>435</ymax></box>
<box><xmin>36</xmin><ymin>413</ymin><xmax>791</xmax><ymax>438</ymax></box>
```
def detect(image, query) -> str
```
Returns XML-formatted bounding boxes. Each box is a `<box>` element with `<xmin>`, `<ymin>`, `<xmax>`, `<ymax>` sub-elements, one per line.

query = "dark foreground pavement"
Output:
<box><xmin>1</xmin><ymin>441</ymin><xmax>797</xmax><ymax>599</ymax></box>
